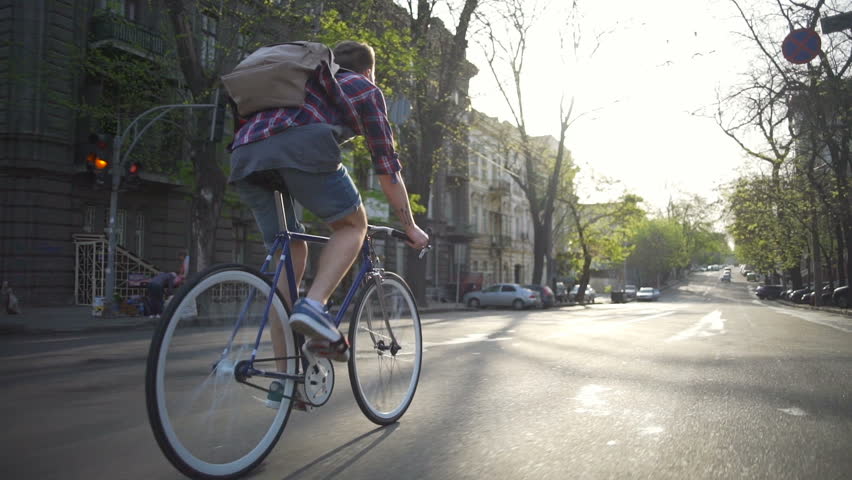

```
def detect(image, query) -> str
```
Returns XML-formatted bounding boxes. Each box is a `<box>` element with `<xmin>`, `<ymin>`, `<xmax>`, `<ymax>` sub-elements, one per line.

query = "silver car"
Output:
<box><xmin>463</xmin><ymin>283</ymin><xmax>541</xmax><ymax>310</ymax></box>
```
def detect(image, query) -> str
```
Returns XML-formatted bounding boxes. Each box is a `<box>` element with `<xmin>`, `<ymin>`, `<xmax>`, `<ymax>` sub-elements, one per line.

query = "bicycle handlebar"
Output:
<box><xmin>367</xmin><ymin>225</ymin><xmax>431</xmax><ymax>258</ymax></box>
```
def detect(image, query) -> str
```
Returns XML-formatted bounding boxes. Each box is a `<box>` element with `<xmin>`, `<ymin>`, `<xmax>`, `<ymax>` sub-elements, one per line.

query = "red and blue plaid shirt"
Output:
<box><xmin>231</xmin><ymin>65</ymin><xmax>401</xmax><ymax>175</ymax></box>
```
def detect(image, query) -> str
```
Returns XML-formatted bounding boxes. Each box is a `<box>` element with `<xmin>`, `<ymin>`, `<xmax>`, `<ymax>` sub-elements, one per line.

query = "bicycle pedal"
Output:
<box><xmin>304</xmin><ymin>337</ymin><xmax>350</xmax><ymax>362</ymax></box>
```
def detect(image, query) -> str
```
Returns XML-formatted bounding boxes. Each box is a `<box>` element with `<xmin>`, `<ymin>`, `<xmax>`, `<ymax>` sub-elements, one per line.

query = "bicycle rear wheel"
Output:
<box><xmin>146</xmin><ymin>264</ymin><xmax>297</xmax><ymax>479</ymax></box>
<box><xmin>348</xmin><ymin>272</ymin><xmax>422</xmax><ymax>425</ymax></box>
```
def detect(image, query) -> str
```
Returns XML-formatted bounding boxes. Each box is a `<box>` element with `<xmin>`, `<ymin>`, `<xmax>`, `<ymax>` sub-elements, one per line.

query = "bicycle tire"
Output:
<box><xmin>146</xmin><ymin>264</ymin><xmax>297</xmax><ymax>479</ymax></box>
<box><xmin>347</xmin><ymin>272</ymin><xmax>422</xmax><ymax>425</ymax></box>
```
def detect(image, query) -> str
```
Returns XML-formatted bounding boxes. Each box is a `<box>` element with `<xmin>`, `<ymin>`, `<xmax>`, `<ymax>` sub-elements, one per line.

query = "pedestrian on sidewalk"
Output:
<box><xmin>1</xmin><ymin>280</ymin><xmax>22</xmax><ymax>315</ymax></box>
<box><xmin>145</xmin><ymin>251</ymin><xmax>190</xmax><ymax>317</ymax></box>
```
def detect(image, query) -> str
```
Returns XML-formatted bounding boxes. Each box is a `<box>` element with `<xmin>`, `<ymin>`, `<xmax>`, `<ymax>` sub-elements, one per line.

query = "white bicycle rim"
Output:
<box><xmin>153</xmin><ymin>269</ymin><xmax>295</xmax><ymax>477</ymax></box>
<box><xmin>350</xmin><ymin>275</ymin><xmax>422</xmax><ymax>422</ymax></box>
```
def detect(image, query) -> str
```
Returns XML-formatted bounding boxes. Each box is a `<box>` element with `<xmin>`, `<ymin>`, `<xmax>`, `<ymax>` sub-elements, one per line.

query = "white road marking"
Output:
<box><xmin>778</xmin><ymin>407</ymin><xmax>807</xmax><ymax>416</ymax></box>
<box><xmin>573</xmin><ymin>384</ymin><xmax>612</xmax><ymax>416</ymax></box>
<box><xmin>423</xmin><ymin>333</ymin><xmax>513</xmax><ymax>348</ymax></box>
<box><xmin>766</xmin><ymin>306</ymin><xmax>852</xmax><ymax>334</ymax></box>
<box><xmin>638</xmin><ymin>426</ymin><xmax>664</xmax><ymax>435</ymax></box>
<box><xmin>547</xmin><ymin>311</ymin><xmax>675</xmax><ymax>338</ymax></box>
<box><xmin>666</xmin><ymin>310</ymin><xmax>726</xmax><ymax>342</ymax></box>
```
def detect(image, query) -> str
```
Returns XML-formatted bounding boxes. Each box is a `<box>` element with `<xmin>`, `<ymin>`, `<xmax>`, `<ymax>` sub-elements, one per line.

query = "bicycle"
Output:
<box><xmin>145</xmin><ymin>194</ymin><xmax>429</xmax><ymax>479</ymax></box>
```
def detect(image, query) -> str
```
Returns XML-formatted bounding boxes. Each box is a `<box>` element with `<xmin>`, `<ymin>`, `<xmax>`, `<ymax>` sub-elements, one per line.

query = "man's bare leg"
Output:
<box><xmin>305</xmin><ymin>205</ymin><xmax>367</xmax><ymax>305</ymax></box>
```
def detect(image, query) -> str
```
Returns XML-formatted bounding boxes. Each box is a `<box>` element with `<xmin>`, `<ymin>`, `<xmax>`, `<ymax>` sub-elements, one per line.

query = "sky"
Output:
<box><xmin>464</xmin><ymin>0</ymin><xmax>761</xmax><ymax>212</ymax></box>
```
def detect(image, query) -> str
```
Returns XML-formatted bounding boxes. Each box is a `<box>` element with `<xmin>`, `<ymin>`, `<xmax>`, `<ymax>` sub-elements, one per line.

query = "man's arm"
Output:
<box><xmin>377</xmin><ymin>173</ymin><xmax>429</xmax><ymax>249</ymax></box>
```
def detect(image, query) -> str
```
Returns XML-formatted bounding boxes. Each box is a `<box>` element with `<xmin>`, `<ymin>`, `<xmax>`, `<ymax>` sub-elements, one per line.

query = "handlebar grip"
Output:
<box><xmin>390</xmin><ymin>229</ymin><xmax>409</xmax><ymax>241</ymax></box>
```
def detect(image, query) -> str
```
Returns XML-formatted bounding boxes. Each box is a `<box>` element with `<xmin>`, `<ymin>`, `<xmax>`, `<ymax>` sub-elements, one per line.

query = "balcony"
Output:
<box><xmin>490</xmin><ymin>234</ymin><xmax>512</xmax><ymax>249</ymax></box>
<box><xmin>445</xmin><ymin>223</ymin><xmax>477</xmax><ymax>240</ymax></box>
<box><xmin>489</xmin><ymin>179</ymin><xmax>511</xmax><ymax>196</ymax></box>
<box><xmin>90</xmin><ymin>13</ymin><xmax>166</xmax><ymax>58</ymax></box>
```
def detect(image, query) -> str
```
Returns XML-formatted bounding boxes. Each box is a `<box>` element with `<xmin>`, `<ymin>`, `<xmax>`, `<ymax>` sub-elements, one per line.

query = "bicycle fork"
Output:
<box><xmin>366</xmin><ymin>270</ymin><xmax>401</xmax><ymax>355</ymax></box>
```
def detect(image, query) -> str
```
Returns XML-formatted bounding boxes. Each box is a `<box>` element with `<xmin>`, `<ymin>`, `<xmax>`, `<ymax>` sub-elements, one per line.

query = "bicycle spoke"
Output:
<box><xmin>147</xmin><ymin>267</ymin><xmax>297</xmax><ymax>479</ymax></box>
<box><xmin>349</xmin><ymin>273</ymin><xmax>421</xmax><ymax>425</ymax></box>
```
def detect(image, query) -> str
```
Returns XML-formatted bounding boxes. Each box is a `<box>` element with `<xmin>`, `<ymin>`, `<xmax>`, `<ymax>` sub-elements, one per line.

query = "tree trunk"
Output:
<box><xmin>531</xmin><ymin>221</ymin><xmax>546</xmax><ymax>284</ymax></box>
<box><xmin>190</xmin><ymin>141</ymin><xmax>228</xmax><ymax>272</ymax></box>
<box><xmin>576</xmin><ymin>253</ymin><xmax>592</xmax><ymax>304</ymax></box>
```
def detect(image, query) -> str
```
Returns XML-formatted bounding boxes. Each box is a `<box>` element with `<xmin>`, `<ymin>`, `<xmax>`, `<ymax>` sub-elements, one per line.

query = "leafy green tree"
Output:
<box><xmin>628</xmin><ymin>218</ymin><xmax>686</xmax><ymax>288</ymax></box>
<box><xmin>719</xmin><ymin>0</ymin><xmax>852</xmax><ymax>302</ymax></box>
<box><xmin>396</xmin><ymin>0</ymin><xmax>481</xmax><ymax>303</ymax></box>
<box><xmin>566</xmin><ymin>194</ymin><xmax>644</xmax><ymax>302</ymax></box>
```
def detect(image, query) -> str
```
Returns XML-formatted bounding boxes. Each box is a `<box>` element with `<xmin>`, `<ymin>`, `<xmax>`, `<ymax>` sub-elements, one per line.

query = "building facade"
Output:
<box><xmin>466</xmin><ymin>112</ymin><xmax>536</xmax><ymax>287</ymax></box>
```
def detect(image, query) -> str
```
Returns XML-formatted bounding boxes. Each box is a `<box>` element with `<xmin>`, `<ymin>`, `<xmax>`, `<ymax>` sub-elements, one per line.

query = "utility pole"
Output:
<box><xmin>102</xmin><ymin>102</ymin><xmax>218</xmax><ymax>315</ymax></box>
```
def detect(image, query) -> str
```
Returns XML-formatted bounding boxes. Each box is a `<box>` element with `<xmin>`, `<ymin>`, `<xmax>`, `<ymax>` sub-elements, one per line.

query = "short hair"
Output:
<box><xmin>333</xmin><ymin>41</ymin><xmax>375</xmax><ymax>74</ymax></box>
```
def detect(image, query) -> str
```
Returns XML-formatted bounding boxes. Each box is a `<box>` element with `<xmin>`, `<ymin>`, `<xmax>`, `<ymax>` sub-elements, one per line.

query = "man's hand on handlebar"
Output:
<box><xmin>405</xmin><ymin>224</ymin><xmax>430</xmax><ymax>251</ymax></box>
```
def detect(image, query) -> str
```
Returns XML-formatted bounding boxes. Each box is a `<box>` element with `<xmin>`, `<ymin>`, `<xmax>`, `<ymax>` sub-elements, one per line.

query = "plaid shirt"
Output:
<box><xmin>231</xmin><ymin>65</ymin><xmax>401</xmax><ymax>175</ymax></box>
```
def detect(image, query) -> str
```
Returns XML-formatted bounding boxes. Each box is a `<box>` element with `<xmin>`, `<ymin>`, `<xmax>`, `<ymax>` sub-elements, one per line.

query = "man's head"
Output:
<box><xmin>333</xmin><ymin>41</ymin><xmax>375</xmax><ymax>82</ymax></box>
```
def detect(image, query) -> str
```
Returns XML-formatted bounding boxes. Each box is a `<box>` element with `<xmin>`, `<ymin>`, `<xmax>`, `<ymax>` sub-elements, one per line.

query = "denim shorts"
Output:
<box><xmin>234</xmin><ymin>166</ymin><xmax>362</xmax><ymax>249</ymax></box>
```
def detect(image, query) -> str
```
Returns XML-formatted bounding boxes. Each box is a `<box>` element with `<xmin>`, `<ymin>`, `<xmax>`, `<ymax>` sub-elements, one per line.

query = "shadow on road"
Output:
<box><xmin>265</xmin><ymin>424</ymin><xmax>400</xmax><ymax>480</ymax></box>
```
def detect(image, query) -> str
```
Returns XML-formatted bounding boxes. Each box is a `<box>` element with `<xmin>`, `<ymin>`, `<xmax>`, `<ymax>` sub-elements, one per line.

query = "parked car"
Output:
<box><xmin>806</xmin><ymin>284</ymin><xmax>839</xmax><ymax>305</ymax></box>
<box><xmin>755</xmin><ymin>284</ymin><xmax>785</xmax><ymax>300</ymax></box>
<box><xmin>623</xmin><ymin>285</ymin><xmax>637</xmax><ymax>300</ymax></box>
<box><xmin>636</xmin><ymin>287</ymin><xmax>661</xmax><ymax>301</ymax></box>
<box><xmin>524</xmin><ymin>285</ymin><xmax>555</xmax><ymax>308</ymax></box>
<box><xmin>833</xmin><ymin>285</ymin><xmax>849</xmax><ymax>308</ymax></box>
<box><xmin>554</xmin><ymin>282</ymin><xmax>568</xmax><ymax>303</ymax></box>
<box><xmin>463</xmin><ymin>283</ymin><xmax>540</xmax><ymax>310</ymax></box>
<box><xmin>568</xmin><ymin>285</ymin><xmax>596</xmax><ymax>303</ymax></box>
<box><xmin>790</xmin><ymin>286</ymin><xmax>812</xmax><ymax>304</ymax></box>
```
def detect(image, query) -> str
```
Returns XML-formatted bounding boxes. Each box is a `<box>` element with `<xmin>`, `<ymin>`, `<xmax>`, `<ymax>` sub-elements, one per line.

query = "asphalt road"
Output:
<box><xmin>2</xmin><ymin>271</ymin><xmax>851</xmax><ymax>479</ymax></box>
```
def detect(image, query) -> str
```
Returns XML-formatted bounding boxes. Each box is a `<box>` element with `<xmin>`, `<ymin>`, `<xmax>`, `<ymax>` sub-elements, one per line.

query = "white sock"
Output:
<box><xmin>303</xmin><ymin>297</ymin><xmax>326</xmax><ymax>312</ymax></box>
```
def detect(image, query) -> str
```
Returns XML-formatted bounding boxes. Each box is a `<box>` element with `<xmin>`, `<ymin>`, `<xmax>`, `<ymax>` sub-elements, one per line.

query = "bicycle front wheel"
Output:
<box><xmin>146</xmin><ymin>264</ymin><xmax>297</xmax><ymax>479</ymax></box>
<box><xmin>348</xmin><ymin>272</ymin><xmax>422</xmax><ymax>425</ymax></box>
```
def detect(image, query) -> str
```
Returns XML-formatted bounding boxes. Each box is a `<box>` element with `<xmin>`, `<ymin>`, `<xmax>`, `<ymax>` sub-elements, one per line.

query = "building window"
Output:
<box><xmin>99</xmin><ymin>0</ymin><xmax>138</xmax><ymax>20</ymax></box>
<box><xmin>200</xmin><ymin>14</ymin><xmax>218</xmax><ymax>70</ymax></box>
<box><xmin>83</xmin><ymin>206</ymin><xmax>95</xmax><ymax>233</ymax></box>
<box><xmin>233</xmin><ymin>222</ymin><xmax>246</xmax><ymax>263</ymax></box>
<box><xmin>237</xmin><ymin>33</ymin><xmax>249</xmax><ymax>59</ymax></box>
<box><xmin>135</xmin><ymin>213</ymin><xmax>145</xmax><ymax>257</ymax></box>
<box><xmin>473</xmin><ymin>206</ymin><xmax>479</xmax><ymax>232</ymax></box>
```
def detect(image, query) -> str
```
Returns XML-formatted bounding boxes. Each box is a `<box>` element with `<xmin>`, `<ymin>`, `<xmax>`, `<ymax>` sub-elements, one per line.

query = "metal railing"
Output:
<box><xmin>74</xmin><ymin>234</ymin><xmax>160</xmax><ymax>305</ymax></box>
<box><xmin>90</xmin><ymin>13</ymin><xmax>166</xmax><ymax>57</ymax></box>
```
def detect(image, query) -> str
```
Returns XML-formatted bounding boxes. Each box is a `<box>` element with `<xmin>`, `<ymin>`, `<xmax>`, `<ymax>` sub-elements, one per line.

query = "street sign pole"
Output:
<box><xmin>820</xmin><ymin>11</ymin><xmax>852</xmax><ymax>34</ymax></box>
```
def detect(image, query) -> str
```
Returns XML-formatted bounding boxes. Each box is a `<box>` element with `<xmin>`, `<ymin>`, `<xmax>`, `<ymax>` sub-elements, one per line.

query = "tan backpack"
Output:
<box><xmin>221</xmin><ymin>41</ymin><xmax>339</xmax><ymax>117</ymax></box>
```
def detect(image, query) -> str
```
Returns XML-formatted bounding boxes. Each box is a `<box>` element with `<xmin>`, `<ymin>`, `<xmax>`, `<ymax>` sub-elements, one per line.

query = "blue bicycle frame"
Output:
<box><xmin>221</xmin><ymin>229</ymin><xmax>377</xmax><ymax>384</ymax></box>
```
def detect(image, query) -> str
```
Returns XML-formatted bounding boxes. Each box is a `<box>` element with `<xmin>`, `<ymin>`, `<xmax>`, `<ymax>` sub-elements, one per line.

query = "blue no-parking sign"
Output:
<box><xmin>782</xmin><ymin>28</ymin><xmax>821</xmax><ymax>64</ymax></box>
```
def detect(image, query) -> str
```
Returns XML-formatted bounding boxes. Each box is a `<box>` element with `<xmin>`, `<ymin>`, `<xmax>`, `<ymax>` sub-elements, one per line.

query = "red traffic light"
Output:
<box><xmin>129</xmin><ymin>163</ymin><xmax>139</xmax><ymax>174</ymax></box>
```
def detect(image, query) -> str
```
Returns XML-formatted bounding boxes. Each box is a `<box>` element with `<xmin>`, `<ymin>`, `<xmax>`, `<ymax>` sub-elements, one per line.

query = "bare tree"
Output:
<box><xmin>718</xmin><ymin>0</ymin><xmax>852</xmax><ymax>302</ymax></box>
<box><xmin>477</xmin><ymin>0</ymin><xmax>611</xmax><ymax>284</ymax></box>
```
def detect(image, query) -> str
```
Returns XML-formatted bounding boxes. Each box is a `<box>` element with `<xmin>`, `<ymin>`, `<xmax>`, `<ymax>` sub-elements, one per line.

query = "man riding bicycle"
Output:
<box><xmin>229</xmin><ymin>40</ymin><xmax>429</xmax><ymax>362</ymax></box>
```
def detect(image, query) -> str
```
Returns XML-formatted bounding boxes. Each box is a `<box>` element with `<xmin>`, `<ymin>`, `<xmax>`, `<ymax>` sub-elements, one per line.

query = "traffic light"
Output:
<box><xmin>86</xmin><ymin>133</ymin><xmax>113</xmax><ymax>188</ymax></box>
<box><xmin>125</xmin><ymin>161</ymin><xmax>143</xmax><ymax>190</ymax></box>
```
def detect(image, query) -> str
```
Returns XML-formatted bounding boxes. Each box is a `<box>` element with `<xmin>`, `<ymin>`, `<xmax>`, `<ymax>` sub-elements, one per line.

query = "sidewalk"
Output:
<box><xmin>0</xmin><ymin>301</ymin><xmax>471</xmax><ymax>335</ymax></box>
<box><xmin>0</xmin><ymin>305</ymin><xmax>159</xmax><ymax>335</ymax></box>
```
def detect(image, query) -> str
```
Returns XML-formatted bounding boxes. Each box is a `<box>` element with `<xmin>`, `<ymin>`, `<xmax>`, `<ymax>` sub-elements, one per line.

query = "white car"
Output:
<box><xmin>636</xmin><ymin>287</ymin><xmax>660</xmax><ymax>301</ymax></box>
<box><xmin>568</xmin><ymin>285</ymin><xmax>596</xmax><ymax>303</ymax></box>
<box><xmin>463</xmin><ymin>283</ymin><xmax>541</xmax><ymax>310</ymax></box>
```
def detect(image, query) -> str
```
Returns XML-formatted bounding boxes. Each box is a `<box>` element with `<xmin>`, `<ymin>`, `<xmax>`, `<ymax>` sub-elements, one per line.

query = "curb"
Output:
<box><xmin>773</xmin><ymin>298</ymin><xmax>852</xmax><ymax>318</ymax></box>
<box><xmin>0</xmin><ymin>317</ymin><xmax>159</xmax><ymax>336</ymax></box>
